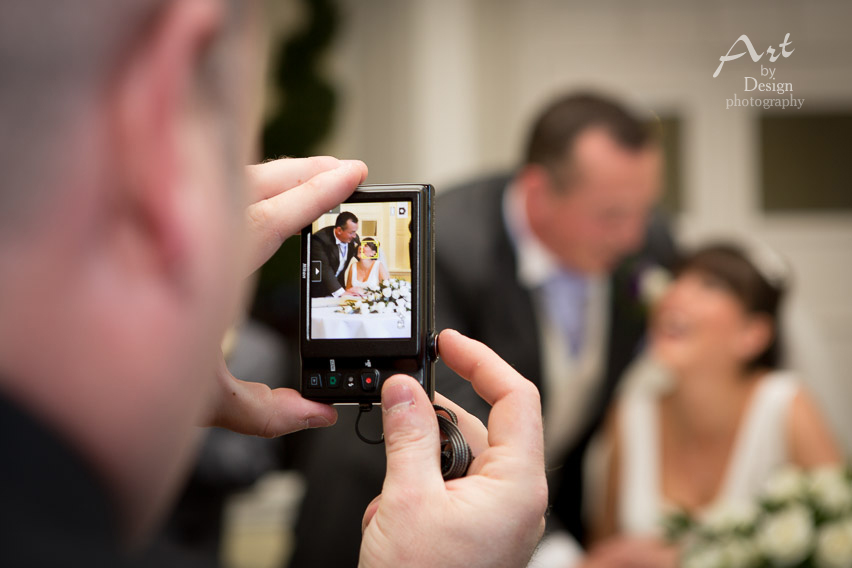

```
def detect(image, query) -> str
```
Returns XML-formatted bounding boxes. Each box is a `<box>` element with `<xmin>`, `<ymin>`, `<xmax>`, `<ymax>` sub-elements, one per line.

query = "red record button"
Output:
<box><xmin>361</xmin><ymin>370</ymin><xmax>379</xmax><ymax>392</ymax></box>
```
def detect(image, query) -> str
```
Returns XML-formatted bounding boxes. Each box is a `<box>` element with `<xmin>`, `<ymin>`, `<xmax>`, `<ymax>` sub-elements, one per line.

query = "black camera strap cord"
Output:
<box><xmin>355</xmin><ymin>404</ymin><xmax>473</xmax><ymax>480</ymax></box>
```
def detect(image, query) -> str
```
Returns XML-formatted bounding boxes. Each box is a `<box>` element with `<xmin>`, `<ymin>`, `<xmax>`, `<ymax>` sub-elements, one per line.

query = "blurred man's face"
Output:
<box><xmin>531</xmin><ymin>128</ymin><xmax>662</xmax><ymax>274</ymax></box>
<box><xmin>335</xmin><ymin>220</ymin><xmax>359</xmax><ymax>243</ymax></box>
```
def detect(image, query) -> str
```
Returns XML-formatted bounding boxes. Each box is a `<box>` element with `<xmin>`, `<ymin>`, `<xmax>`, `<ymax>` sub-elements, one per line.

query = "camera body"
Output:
<box><xmin>299</xmin><ymin>184</ymin><xmax>436</xmax><ymax>404</ymax></box>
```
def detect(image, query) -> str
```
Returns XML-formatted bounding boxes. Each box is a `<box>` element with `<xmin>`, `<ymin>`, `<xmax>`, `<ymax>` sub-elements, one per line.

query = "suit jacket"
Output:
<box><xmin>0</xmin><ymin>390</ymin><xmax>203</xmax><ymax>568</ymax></box>
<box><xmin>288</xmin><ymin>174</ymin><xmax>677</xmax><ymax>567</ymax></box>
<box><xmin>309</xmin><ymin>226</ymin><xmax>360</xmax><ymax>297</ymax></box>
<box><xmin>434</xmin><ymin>173</ymin><xmax>677</xmax><ymax>543</ymax></box>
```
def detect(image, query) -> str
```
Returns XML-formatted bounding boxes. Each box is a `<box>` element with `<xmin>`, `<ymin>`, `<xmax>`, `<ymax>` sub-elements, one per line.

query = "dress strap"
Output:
<box><xmin>618</xmin><ymin>390</ymin><xmax>661</xmax><ymax>535</ymax></box>
<box><xmin>718</xmin><ymin>372</ymin><xmax>799</xmax><ymax>503</ymax></box>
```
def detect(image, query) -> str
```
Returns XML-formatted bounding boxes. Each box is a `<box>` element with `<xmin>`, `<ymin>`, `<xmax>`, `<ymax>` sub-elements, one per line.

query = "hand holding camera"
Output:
<box><xmin>211</xmin><ymin>158</ymin><xmax>547</xmax><ymax>566</ymax></box>
<box><xmin>360</xmin><ymin>330</ymin><xmax>548</xmax><ymax>568</ymax></box>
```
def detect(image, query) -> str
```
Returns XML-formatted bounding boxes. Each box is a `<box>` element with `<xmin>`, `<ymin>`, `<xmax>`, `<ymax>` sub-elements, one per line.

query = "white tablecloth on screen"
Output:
<box><xmin>310</xmin><ymin>304</ymin><xmax>411</xmax><ymax>339</ymax></box>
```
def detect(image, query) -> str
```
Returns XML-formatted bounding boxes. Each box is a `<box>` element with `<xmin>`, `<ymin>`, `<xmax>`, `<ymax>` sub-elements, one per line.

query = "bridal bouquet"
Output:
<box><xmin>665</xmin><ymin>465</ymin><xmax>852</xmax><ymax>568</ymax></box>
<box><xmin>337</xmin><ymin>278</ymin><xmax>412</xmax><ymax>316</ymax></box>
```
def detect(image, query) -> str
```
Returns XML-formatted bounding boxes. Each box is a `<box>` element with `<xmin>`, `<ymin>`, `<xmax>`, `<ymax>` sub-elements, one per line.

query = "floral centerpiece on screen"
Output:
<box><xmin>665</xmin><ymin>465</ymin><xmax>852</xmax><ymax>568</ymax></box>
<box><xmin>337</xmin><ymin>278</ymin><xmax>412</xmax><ymax>325</ymax></box>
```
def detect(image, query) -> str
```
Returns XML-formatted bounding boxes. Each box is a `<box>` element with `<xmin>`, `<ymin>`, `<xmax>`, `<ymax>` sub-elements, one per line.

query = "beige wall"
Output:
<box><xmin>276</xmin><ymin>0</ymin><xmax>852</xmax><ymax>449</ymax></box>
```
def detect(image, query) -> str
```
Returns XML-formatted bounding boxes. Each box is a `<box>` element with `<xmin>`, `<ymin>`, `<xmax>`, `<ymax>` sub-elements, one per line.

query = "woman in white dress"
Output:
<box><xmin>345</xmin><ymin>237</ymin><xmax>390</xmax><ymax>294</ymax></box>
<box><xmin>584</xmin><ymin>244</ymin><xmax>842</xmax><ymax>568</ymax></box>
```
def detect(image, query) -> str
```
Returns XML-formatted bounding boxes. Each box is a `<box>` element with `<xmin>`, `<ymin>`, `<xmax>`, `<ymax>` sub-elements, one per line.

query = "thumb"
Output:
<box><xmin>380</xmin><ymin>375</ymin><xmax>443</xmax><ymax>490</ymax></box>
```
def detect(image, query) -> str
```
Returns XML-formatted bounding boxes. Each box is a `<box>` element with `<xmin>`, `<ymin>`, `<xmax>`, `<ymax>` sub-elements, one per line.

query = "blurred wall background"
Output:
<box><xmin>264</xmin><ymin>0</ymin><xmax>852</xmax><ymax>449</ymax></box>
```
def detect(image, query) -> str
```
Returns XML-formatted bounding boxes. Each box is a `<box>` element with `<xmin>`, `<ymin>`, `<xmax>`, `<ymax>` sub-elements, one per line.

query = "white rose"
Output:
<box><xmin>757</xmin><ymin>504</ymin><xmax>814</xmax><ymax>566</ymax></box>
<box><xmin>683</xmin><ymin>542</ymin><xmax>727</xmax><ymax>568</ymax></box>
<box><xmin>391</xmin><ymin>289</ymin><xmax>400</xmax><ymax>299</ymax></box>
<box><xmin>354</xmin><ymin>301</ymin><xmax>364</xmax><ymax>309</ymax></box>
<box><xmin>764</xmin><ymin>466</ymin><xmax>807</xmax><ymax>505</ymax></box>
<box><xmin>358</xmin><ymin>306</ymin><xmax>368</xmax><ymax>314</ymax></box>
<box><xmin>639</xmin><ymin>265</ymin><xmax>671</xmax><ymax>306</ymax></box>
<box><xmin>703</xmin><ymin>501</ymin><xmax>760</xmax><ymax>536</ymax></box>
<box><xmin>391</xmin><ymin>279</ymin><xmax>400</xmax><ymax>289</ymax></box>
<box><xmin>343</xmin><ymin>306</ymin><xmax>353</xmax><ymax>314</ymax></box>
<box><xmin>382</xmin><ymin>288</ymin><xmax>392</xmax><ymax>298</ymax></box>
<box><xmin>722</xmin><ymin>538</ymin><xmax>761</xmax><ymax>568</ymax></box>
<box><xmin>809</xmin><ymin>467</ymin><xmax>852</xmax><ymax>517</ymax></box>
<box><xmin>815</xmin><ymin>518</ymin><xmax>852</xmax><ymax>568</ymax></box>
<box><xmin>382</xmin><ymin>279</ymin><xmax>390</xmax><ymax>287</ymax></box>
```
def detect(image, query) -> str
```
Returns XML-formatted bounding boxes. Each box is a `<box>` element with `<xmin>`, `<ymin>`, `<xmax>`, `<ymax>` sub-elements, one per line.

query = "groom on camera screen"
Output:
<box><xmin>310</xmin><ymin>212</ymin><xmax>361</xmax><ymax>298</ymax></box>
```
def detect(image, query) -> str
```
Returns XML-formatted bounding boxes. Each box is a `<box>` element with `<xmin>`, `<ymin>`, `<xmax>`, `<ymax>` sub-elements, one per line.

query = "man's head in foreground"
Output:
<box><xmin>517</xmin><ymin>92</ymin><xmax>664</xmax><ymax>274</ymax></box>
<box><xmin>0</xmin><ymin>2</ymin><xmax>551</xmax><ymax>565</ymax></box>
<box><xmin>0</xmin><ymin>0</ymin><xmax>258</xmax><ymax>544</ymax></box>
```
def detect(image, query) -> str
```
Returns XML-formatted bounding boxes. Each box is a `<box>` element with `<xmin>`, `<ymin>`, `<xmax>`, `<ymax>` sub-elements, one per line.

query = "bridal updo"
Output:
<box><xmin>675</xmin><ymin>243</ymin><xmax>788</xmax><ymax>371</ymax></box>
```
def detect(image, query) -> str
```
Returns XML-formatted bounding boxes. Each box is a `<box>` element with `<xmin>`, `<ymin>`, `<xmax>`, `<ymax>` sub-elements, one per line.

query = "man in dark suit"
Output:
<box><xmin>435</xmin><ymin>93</ymin><xmax>677</xmax><ymax>555</ymax></box>
<box><xmin>289</xmin><ymin>92</ymin><xmax>677</xmax><ymax>566</ymax></box>
<box><xmin>310</xmin><ymin>211</ymin><xmax>361</xmax><ymax>297</ymax></box>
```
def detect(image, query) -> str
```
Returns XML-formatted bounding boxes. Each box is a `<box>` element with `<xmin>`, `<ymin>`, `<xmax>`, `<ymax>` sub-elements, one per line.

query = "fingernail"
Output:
<box><xmin>382</xmin><ymin>381</ymin><xmax>414</xmax><ymax>414</ymax></box>
<box><xmin>307</xmin><ymin>415</ymin><xmax>332</xmax><ymax>428</ymax></box>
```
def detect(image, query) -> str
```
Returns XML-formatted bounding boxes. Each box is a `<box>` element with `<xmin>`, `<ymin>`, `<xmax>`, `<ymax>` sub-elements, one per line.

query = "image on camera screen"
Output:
<box><xmin>308</xmin><ymin>201</ymin><xmax>413</xmax><ymax>340</ymax></box>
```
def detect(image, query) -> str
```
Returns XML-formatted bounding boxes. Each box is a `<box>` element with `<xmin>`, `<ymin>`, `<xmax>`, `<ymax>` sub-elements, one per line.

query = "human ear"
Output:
<box><xmin>106</xmin><ymin>0</ymin><xmax>224</xmax><ymax>287</ymax></box>
<box><xmin>518</xmin><ymin>165</ymin><xmax>555</xmax><ymax>221</ymax></box>
<box><xmin>736</xmin><ymin>314</ymin><xmax>774</xmax><ymax>365</ymax></box>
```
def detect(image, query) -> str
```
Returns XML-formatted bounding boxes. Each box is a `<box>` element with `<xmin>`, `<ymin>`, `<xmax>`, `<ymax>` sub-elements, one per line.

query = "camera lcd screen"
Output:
<box><xmin>307</xmin><ymin>200</ymin><xmax>413</xmax><ymax>340</ymax></box>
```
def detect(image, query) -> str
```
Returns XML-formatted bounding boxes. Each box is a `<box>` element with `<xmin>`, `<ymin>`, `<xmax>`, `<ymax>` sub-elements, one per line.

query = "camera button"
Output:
<box><xmin>308</xmin><ymin>374</ymin><xmax>322</xmax><ymax>388</ymax></box>
<box><xmin>361</xmin><ymin>370</ymin><xmax>379</xmax><ymax>392</ymax></box>
<box><xmin>326</xmin><ymin>373</ymin><xmax>341</xmax><ymax>389</ymax></box>
<box><xmin>310</xmin><ymin>260</ymin><xmax>322</xmax><ymax>282</ymax></box>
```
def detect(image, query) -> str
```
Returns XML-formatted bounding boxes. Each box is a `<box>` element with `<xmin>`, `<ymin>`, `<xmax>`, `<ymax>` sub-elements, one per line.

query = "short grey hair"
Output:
<box><xmin>0</xmin><ymin>0</ymin><xmax>244</xmax><ymax>236</ymax></box>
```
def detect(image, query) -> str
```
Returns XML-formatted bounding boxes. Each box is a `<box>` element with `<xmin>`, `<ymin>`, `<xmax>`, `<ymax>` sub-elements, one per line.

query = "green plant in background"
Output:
<box><xmin>252</xmin><ymin>0</ymin><xmax>339</xmax><ymax>337</ymax></box>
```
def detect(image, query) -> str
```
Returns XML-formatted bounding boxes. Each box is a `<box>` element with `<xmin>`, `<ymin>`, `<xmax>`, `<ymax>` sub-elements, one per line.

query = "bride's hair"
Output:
<box><xmin>361</xmin><ymin>238</ymin><xmax>379</xmax><ymax>259</ymax></box>
<box><xmin>676</xmin><ymin>243</ymin><xmax>786</xmax><ymax>371</ymax></box>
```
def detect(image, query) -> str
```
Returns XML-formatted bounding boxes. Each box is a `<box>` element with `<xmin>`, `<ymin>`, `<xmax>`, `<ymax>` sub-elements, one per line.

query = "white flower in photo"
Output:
<box><xmin>703</xmin><ymin>501</ymin><xmax>760</xmax><ymax>536</ymax></box>
<box><xmin>722</xmin><ymin>538</ymin><xmax>760</xmax><ymax>568</ymax></box>
<box><xmin>815</xmin><ymin>518</ymin><xmax>852</xmax><ymax>568</ymax></box>
<box><xmin>391</xmin><ymin>289</ymin><xmax>401</xmax><ymax>299</ymax></box>
<box><xmin>382</xmin><ymin>287</ymin><xmax>392</xmax><ymax>298</ymax></box>
<box><xmin>354</xmin><ymin>301</ymin><xmax>364</xmax><ymax>310</ymax></box>
<box><xmin>757</xmin><ymin>504</ymin><xmax>814</xmax><ymax>566</ymax></box>
<box><xmin>764</xmin><ymin>466</ymin><xmax>807</xmax><ymax>505</ymax></box>
<box><xmin>382</xmin><ymin>279</ymin><xmax>390</xmax><ymax>287</ymax></box>
<box><xmin>683</xmin><ymin>542</ymin><xmax>726</xmax><ymax>568</ymax></box>
<box><xmin>343</xmin><ymin>306</ymin><xmax>353</xmax><ymax>314</ymax></box>
<box><xmin>809</xmin><ymin>467</ymin><xmax>852</xmax><ymax>517</ymax></box>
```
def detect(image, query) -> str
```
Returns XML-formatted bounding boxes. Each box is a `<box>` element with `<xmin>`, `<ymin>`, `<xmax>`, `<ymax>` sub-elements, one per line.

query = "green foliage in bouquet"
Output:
<box><xmin>665</xmin><ymin>465</ymin><xmax>852</xmax><ymax>568</ymax></box>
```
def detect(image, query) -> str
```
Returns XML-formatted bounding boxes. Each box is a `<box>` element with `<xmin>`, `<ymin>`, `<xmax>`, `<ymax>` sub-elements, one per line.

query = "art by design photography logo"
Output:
<box><xmin>714</xmin><ymin>33</ymin><xmax>805</xmax><ymax>110</ymax></box>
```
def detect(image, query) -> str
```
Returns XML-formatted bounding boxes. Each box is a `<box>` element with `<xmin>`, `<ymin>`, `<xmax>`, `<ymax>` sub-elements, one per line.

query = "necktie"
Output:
<box><xmin>542</xmin><ymin>270</ymin><xmax>588</xmax><ymax>357</ymax></box>
<box><xmin>337</xmin><ymin>243</ymin><xmax>347</xmax><ymax>276</ymax></box>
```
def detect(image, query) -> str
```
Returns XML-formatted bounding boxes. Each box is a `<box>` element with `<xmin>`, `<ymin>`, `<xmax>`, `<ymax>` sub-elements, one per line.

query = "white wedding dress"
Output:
<box><xmin>346</xmin><ymin>259</ymin><xmax>384</xmax><ymax>289</ymax></box>
<box><xmin>617</xmin><ymin>370</ymin><xmax>800</xmax><ymax>535</ymax></box>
